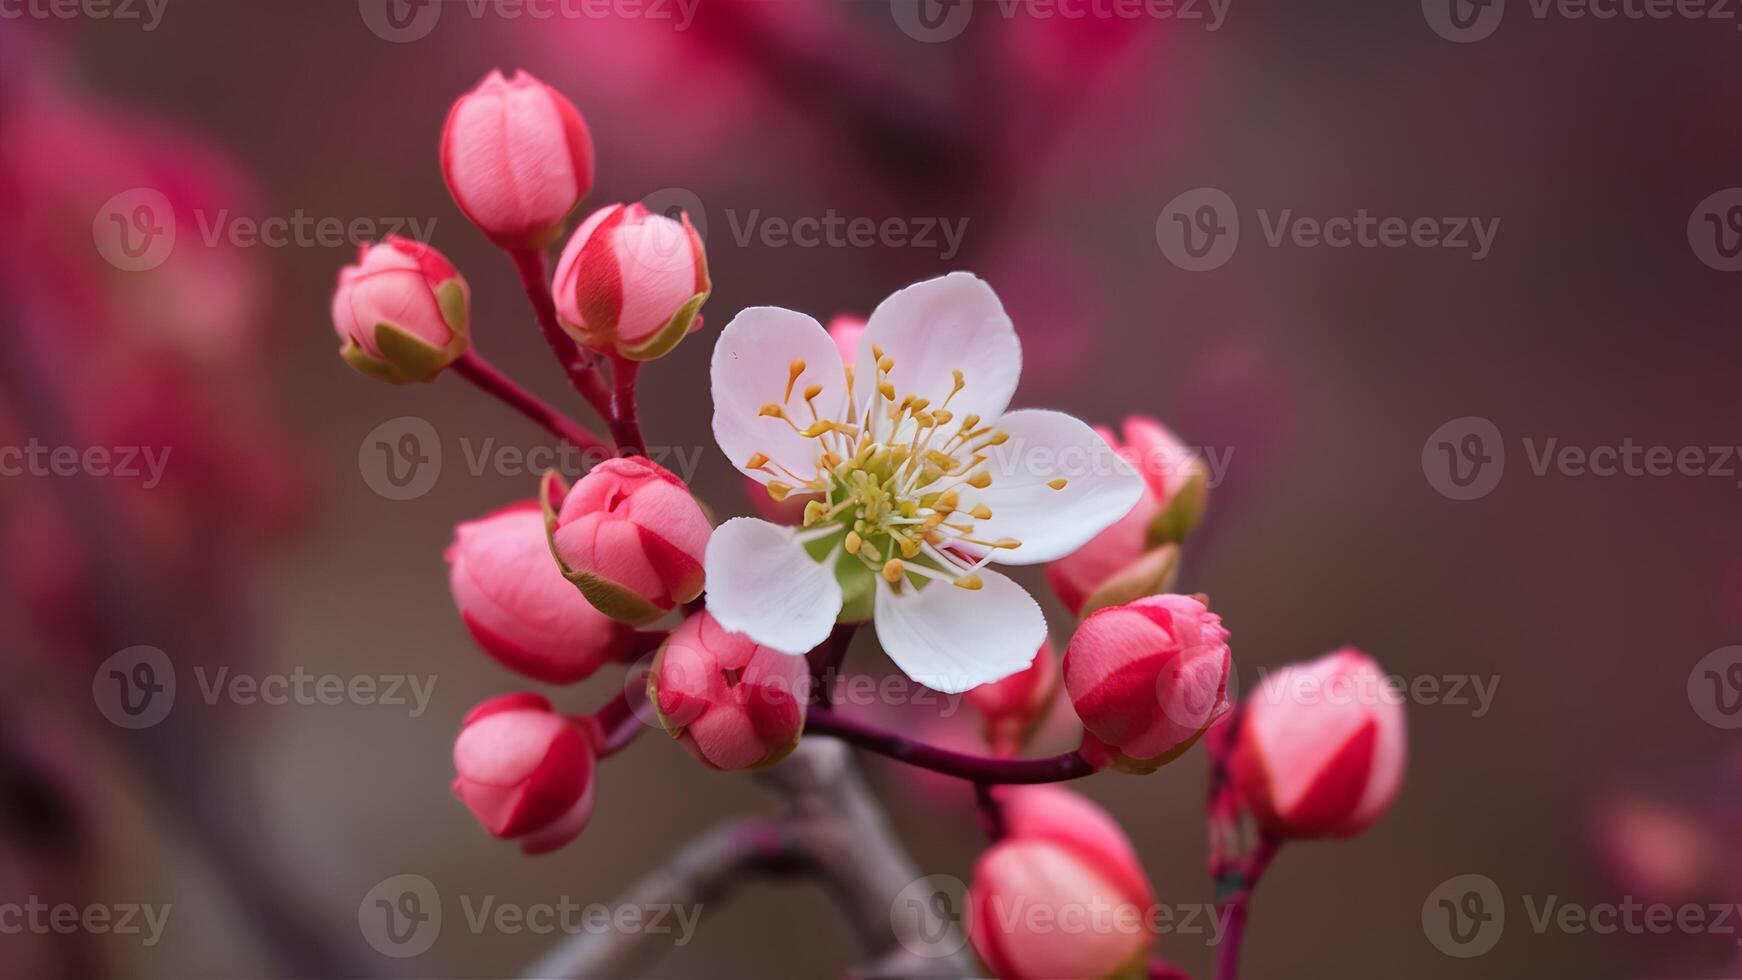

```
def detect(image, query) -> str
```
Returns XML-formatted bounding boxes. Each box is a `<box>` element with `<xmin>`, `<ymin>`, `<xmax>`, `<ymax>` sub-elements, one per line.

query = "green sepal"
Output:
<box><xmin>1146</xmin><ymin>465</ymin><xmax>1208</xmax><ymax>547</ymax></box>
<box><xmin>1078</xmin><ymin>544</ymin><xmax>1180</xmax><ymax>618</ymax></box>
<box><xmin>620</xmin><ymin>289</ymin><xmax>708</xmax><ymax>362</ymax></box>
<box><xmin>540</xmin><ymin>467</ymin><xmax>666</xmax><ymax>626</ymax></box>
<box><xmin>340</xmin><ymin>320</ymin><xmax>465</xmax><ymax>385</ymax></box>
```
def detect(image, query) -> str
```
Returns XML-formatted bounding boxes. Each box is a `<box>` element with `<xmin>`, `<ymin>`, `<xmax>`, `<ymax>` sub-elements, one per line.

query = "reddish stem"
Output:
<box><xmin>805</xmin><ymin>708</ymin><xmax>1099</xmax><ymax>784</ymax></box>
<box><xmin>1214</xmin><ymin>836</ymin><xmax>1280</xmax><ymax>980</ymax></box>
<box><xmin>451</xmin><ymin>350</ymin><xmax>608</xmax><ymax>454</ymax></box>
<box><xmin>808</xmin><ymin>623</ymin><xmax>858</xmax><ymax>708</ymax></box>
<box><xmin>606</xmin><ymin>355</ymin><xmax>647</xmax><ymax>457</ymax></box>
<box><xmin>508</xmin><ymin>247</ymin><xmax>614</xmax><ymax>423</ymax></box>
<box><xmin>973</xmin><ymin>781</ymin><xmax>1006</xmax><ymax>840</ymax></box>
<box><xmin>586</xmin><ymin>684</ymin><xmax>655</xmax><ymax>759</ymax></box>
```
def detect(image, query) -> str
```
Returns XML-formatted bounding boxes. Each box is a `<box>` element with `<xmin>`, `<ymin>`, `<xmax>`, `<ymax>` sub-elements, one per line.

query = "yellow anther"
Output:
<box><xmin>878</xmin><ymin>382</ymin><xmax>896</xmax><ymax>401</ymax></box>
<box><xmin>937</xmin><ymin>490</ymin><xmax>960</xmax><ymax>512</ymax></box>
<box><xmin>992</xmin><ymin>537</ymin><xmax>1021</xmax><ymax>549</ymax></box>
<box><xmin>844</xmin><ymin>531</ymin><xmax>863</xmax><ymax>555</ymax></box>
<box><xmin>1047</xmin><ymin>478</ymin><xmax>1069</xmax><ymax>491</ymax></box>
<box><xmin>803</xmin><ymin>384</ymin><xmax>824</xmax><ymax>401</ymax></box>
<box><xmin>984</xmin><ymin>431</ymin><xmax>1010</xmax><ymax>447</ymax></box>
<box><xmin>897</xmin><ymin>536</ymin><xmax>922</xmax><ymax>558</ymax></box>
<box><xmin>951</xmin><ymin>369</ymin><xmax>965</xmax><ymax>391</ymax></box>
<box><xmin>960</xmin><ymin>414</ymin><xmax>981</xmax><ymax>430</ymax></box>
<box><xmin>878</xmin><ymin>356</ymin><xmax>894</xmax><ymax>373</ymax></box>
<box><xmin>970</xmin><ymin>504</ymin><xmax>992</xmax><ymax>519</ymax></box>
<box><xmin>911</xmin><ymin>398</ymin><xmax>930</xmax><ymax>411</ymax></box>
<box><xmin>871</xmin><ymin>344</ymin><xmax>884</xmax><ymax>360</ymax></box>
<box><xmin>760</xmin><ymin>403</ymin><xmax>786</xmax><ymax>419</ymax></box>
<box><xmin>803</xmin><ymin>500</ymin><xmax>828</xmax><ymax>526</ymax></box>
<box><xmin>820</xmin><ymin>451</ymin><xmax>843</xmax><ymax>469</ymax></box>
<box><xmin>953</xmin><ymin>574</ymin><xmax>983</xmax><ymax>591</ymax></box>
<box><xmin>746</xmin><ymin>452</ymin><xmax>770</xmax><ymax>470</ymax></box>
<box><xmin>767</xmin><ymin>481</ymin><xmax>793</xmax><ymax>500</ymax></box>
<box><xmin>933</xmin><ymin>410</ymin><xmax>954</xmax><ymax>425</ymax></box>
<box><xmin>967</xmin><ymin>471</ymin><xmax>993</xmax><ymax>489</ymax></box>
<box><xmin>785</xmin><ymin>359</ymin><xmax>806</xmax><ymax>401</ymax></box>
<box><xmin>925</xmin><ymin>451</ymin><xmax>960</xmax><ymax>471</ymax></box>
<box><xmin>799</xmin><ymin>420</ymin><xmax>835</xmax><ymax>439</ymax></box>
<box><xmin>881</xmin><ymin>559</ymin><xmax>906</xmax><ymax>584</ymax></box>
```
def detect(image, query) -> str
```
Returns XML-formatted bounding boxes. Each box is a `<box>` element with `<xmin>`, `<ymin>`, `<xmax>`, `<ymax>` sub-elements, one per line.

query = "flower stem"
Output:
<box><xmin>586</xmin><ymin>684</ymin><xmax>655</xmax><ymax>759</ymax></box>
<box><xmin>1214</xmin><ymin>836</ymin><xmax>1280</xmax><ymax>980</ymax></box>
<box><xmin>973</xmin><ymin>781</ymin><xmax>1006</xmax><ymax>839</ymax></box>
<box><xmin>507</xmin><ymin>246</ymin><xmax>614</xmax><ymax>423</ymax></box>
<box><xmin>809</xmin><ymin>623</ymin><xmax>859</xmax><ymax>708</ymax></box>
<box><xmin>606</xmin><ymin>355</ymin><xmax>647</xmax><ymax>456</ymax></box>
<box><xmin>452</xmin><ymin>349</ymin><xmax>608</xmax><ymax>454</ymax></box>
<box><xmin>805</xmin><ymin>708</ymin><xmax>1099</xmax><ymax>784</ymax></box>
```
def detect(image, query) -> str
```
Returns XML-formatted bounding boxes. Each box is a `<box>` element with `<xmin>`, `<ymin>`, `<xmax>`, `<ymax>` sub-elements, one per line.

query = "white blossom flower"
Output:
<box><xmin>704</xmin><ymin>273</ymin><xmax>1143</xmax><ymax>693</ymax></box>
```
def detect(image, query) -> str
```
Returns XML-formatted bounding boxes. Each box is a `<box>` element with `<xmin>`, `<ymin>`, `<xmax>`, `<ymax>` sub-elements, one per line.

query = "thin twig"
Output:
<box><xmin>508</xmin><ymin>247</ymin><xmax>614</xmax><ymax>423</ymax></box>
<box><xmin>806</xmin><ymin>707</ymin><xmax>1099</xmax><ymax>784</ymax></box>
<box><xmin>452</xmin><ymin>349</ymin><xmax>609</xmax><ymax>454</ymax></box>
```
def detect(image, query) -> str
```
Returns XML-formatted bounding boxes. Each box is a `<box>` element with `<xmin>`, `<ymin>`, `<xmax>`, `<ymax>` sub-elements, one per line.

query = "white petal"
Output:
<box><xmin>873</xmin><ymin>568</ymin><xmax>1044</xmax><ymax>694</ymax></box>
<box><xmin>962</xmin><ymin>409</ymin><xmax>1145</xmax><ymax>565</ymax></box>
<box><xmin>855</xmin><ymin>273</ymin><xmax>1021</xmax><ymax>423</ymax></box>
<box><xmin>704</xmin><ymin>518</ymin><xmax>842</xmax><ymax>654</ymax></box>
<box><xmin>711</xmin><ymin>307</ymin><xmax>850</xmax><ymax>485</ymax></box>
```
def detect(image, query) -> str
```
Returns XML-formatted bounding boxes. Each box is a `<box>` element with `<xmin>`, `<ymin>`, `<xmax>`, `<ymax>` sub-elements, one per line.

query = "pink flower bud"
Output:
<box><xmin>440</xmin><ymin>69</ymin><xmax>595</xmax><ymax>250</ymax></box>
<box><xmin>648</xmin><ymin>611</ymin><xmax>811</xmax><ymax>770</ymax></box>
<box><xmin>451</xmin><ymin>693</ymin><xmax>595</xmax><ymax>854</ymax></box>
<box><xmin>1064</xmin><ymin>595</ymin><xmax>1231</xmax><ymax>774</ymax></box>
<box><xmin>1118</xmin><ymin>416</ymin><xmax>1209</xmax><ymax>544</ymax></box>
<box><xmin>447</xmin><ymin>502</ymin><xmax>638</xmax><ymax>684</ymax></box>
<box><xmin>331</xmin><ymin>236</ymin><xmax>469</xmax><ymax>384</ymax></box>
<box><xmin>965</xmin><ymin>640</ymin><xmax>1059</xmax><ymax>754</ymax></box>
<box><xmin>969</xmin><ymin>786</ymin><xmax>1155</xmax><ymax>980</ymax></box>
<box><xmin>552</xmin><ymin>202</ymin><xmax>710</xmax><ymax>360</ymax></box>
<box><xmin>544</xmin><ymin>460</ymin><xmax>710</xmax><ymax>625</ymax></box>
<box><xmin>1229</xmin><ymin>648</ymin><xmax>1406</xmax><ymax>839</ymax></box>
<box><xmin>1044</xmin><ymin>418</ymin><xmax>1204</xmax><ymax>617</ymax></box>
<box><xmin>825</xmin><ymin>314</ymin><xmax>865</xmax><ymax>364</ymax></box>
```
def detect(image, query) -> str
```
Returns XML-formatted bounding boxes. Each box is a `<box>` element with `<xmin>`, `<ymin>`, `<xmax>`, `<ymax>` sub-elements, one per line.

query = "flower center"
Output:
<box><xmin>744</xmin><ymin>347</ymin><xmax>1067</xmax><ymax>592</ymax></box>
